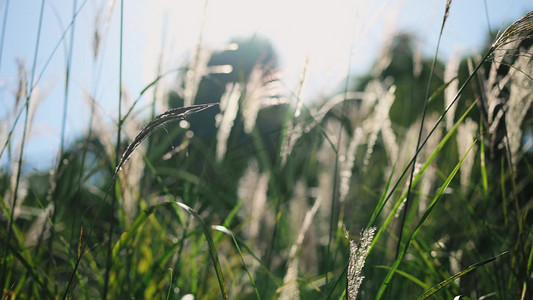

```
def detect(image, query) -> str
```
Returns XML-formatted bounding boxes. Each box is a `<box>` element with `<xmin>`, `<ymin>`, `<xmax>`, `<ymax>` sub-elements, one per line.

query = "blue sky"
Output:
<box><xmin>0</xmin><ymin>0</ymin><xmax>531</xmax><ymax>170</ymax></box>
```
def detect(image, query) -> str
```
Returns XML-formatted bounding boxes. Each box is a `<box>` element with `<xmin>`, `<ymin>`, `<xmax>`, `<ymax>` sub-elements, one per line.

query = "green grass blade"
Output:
<box><xmin>103</xmin><ymin>0</ymin><xmax>125</xmax><ymax>296</ymax></box>
<box><xmin>376</xmin><ymin>265</ymin><xmax>430</xmax><ymax>291</ymax></box>
<box><xmin>398</xmin><ymin>0</ymin><xmax>453</xmax><ymax>262</ymax></box>
<box><xmin>165</xmin><ymin>269</ymin><xmax>173</xmax><ymax>300</ymax></box>
<box><xmin>366</xmin><ymin>164</ymin><xmax>395</xmax><ymax>228</ymax></box>
<box><xmin>375</xmin><ymin>140</ymin><xmax>477</xmax><ymax>299</ymax></box>
<box><xmin>111</xmin><ymin>200</ymin><xmax>230</xmax><ymax>299</ymax></box>
<box><xmin>108</xmin><ymin>195</ymin><xmax>232</xmax><ymax>299</ymax></box>
<box><xmin>213</xmin><ymin>201</ymin><xmax>243</xmax><ymax>244</ymax></box>
<box><xmin>0</xmin><ymin>0</ymin><xmax>10</xmax><ymax>74</ymax></box>
<box><xmin>0</xmin><ymin>239</ymin><xmax>54</xmax><ymax>299</ymax></box>
<box><xmin>219</xmin><ymin>228</ymin><xmax>281</xmax><ymax>286</ymax></box>
<box><xmin>369</xmin><ymin>100</ymin><xmax>477</xmax><ymax>256</ymax></box>
<box><xmin>1</xmin><ymin>0</ymin><xmax>46</xmax><ymax>290</ymax></box>
<box><xmin>64</xmin><ymin>103</ymin><xmax>218</xmax><ymax>298</ymax></box>
<box><xmin>175</xmin><ymin>201</ymin><xmax>229</xmax><ymax>300</ymax></box>
<box><xmin>522</xmin><ymin>243</ymin><xmax>533</xmax><ymax>298</ymax></box>
<box><xmin>111</xmin><ymin>204</ymin><xmax>160</xmax><ymax>259</ymax></box>
<box><xmin>417</xmin><ymin>251</ymin><xmax>508</xmax><ymax>300</ymax></box>
<box><xmin>121</xmin><ymin>67</ymin><xmax>186</xmax><ymax>122</ymax></box>
<box><xmin>213</xmin><ymin>225</ymin><xmax>262</xmax><ymax>300</ymax></box>
<box><xmin>427</xmin><ymin>78</ymin><xmax>454</xmax><ymax>105</ymax></box>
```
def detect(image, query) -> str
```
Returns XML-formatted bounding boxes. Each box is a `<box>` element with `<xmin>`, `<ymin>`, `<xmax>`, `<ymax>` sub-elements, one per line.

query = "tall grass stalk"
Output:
<box><xmin>0</xmin><ymin>0</ymin><xmax>10</xmax><ymax>73</ymax></box>
<box><xmin>39</xmin><ymin>0</ymin><xmax>80</xmax><ymax>287</ymax></box>
<box><xmin>1</xmin><ymin>0</ymin><xmax>45</xmax><ymax>290</ymax></box>
<box><xmin>398</xmin><ymin>0</ymin><xmax>452</xmax><ymax>262</ymax></box>
<box><xmin>1</xmin><ymin>3</ymin><xmax>531</xmax><ymax>299</ymax></box>
<box><xmin>376</xmin><ymin>140</ymin><xmax>476</xmax><ymax>299</ymax></box>
<box><xmin>59</xmin><ymin>0</ymin><xmax>77</xmax><ymax>158</ymax></box>
<box><xmin>325</xmin><ymin>10</ymin><xmax>359</xmax><ymax>288</ymax></box>
<box><xmin>34</xmin><ymin>0</ymin><xmax>88</xmax><ymax>92</ymax></box>
<box><xmin>64</xmin><ymin>103</ymin><xmax>217</xmax><ymax>297</ymax></box>
<box><xmin>368</xmin><ymin>100</ymin><xmax>476</xmax><ymax>257</ymax></box>
<box><xmin>279</xmin><ymin>195</ymin><xmax>321</xmax><ymax>300</ymax></box>
<box><xmin>417</xmin><ymin>251</ymin><xmax>508</xmax><ymax>300</ymax></box>
<box><xmin>0</xmin><ymin>0</ymin><xmax>87</xmax><ymax>163</ymax></box>
<box><xmin>102</xmin><ymin>0</ymin><xmax>124</xmax><ymax>297</ymax></box>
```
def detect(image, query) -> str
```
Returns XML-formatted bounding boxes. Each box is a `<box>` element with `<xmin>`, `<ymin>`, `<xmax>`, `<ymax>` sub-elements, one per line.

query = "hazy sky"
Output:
<box><xmin>0</xmin><ymin>0</ymin><xmax>531</xmax><ymax>169</ymax></box>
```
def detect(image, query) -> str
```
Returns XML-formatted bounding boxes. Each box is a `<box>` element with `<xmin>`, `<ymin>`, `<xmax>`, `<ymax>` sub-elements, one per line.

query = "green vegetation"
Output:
<box><xmin>1</xmin><ymin>2</ymin><xmax>532</xmax><ymax>299</ymax></box>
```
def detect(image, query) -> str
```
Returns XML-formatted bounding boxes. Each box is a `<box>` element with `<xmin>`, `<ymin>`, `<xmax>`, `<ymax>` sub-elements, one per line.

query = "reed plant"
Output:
<box><xmin>0</xmin><ymin>1</ymin><xmax>532</xmax><ymax>299</ymax></box>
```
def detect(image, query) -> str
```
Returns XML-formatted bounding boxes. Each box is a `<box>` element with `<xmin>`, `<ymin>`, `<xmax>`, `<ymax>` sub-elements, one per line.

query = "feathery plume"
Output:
<box><xmin>116</xmin><ymin>103</ymin><xmax>217</xmax><ymax>173</ymax></box>
<box><xmin>418</xmin><ymin>114</ymin><xmax>442</xmax><ymax>214</ymax></box>
<box><xmin>362</xmin><ymin>84</ymin><xmax>396</xmax><ymax>169</ymax></box>
<box><xmin>237</xmin><ymin>159</ymin><xmax>270</xmax><ymax>242</ymax></box>
<box><xmin>457</xmin><ymin>118</ymin><xmax>478</xmax><ymax>194</ymax></box>
<box><xmin>279</xmin><ymin>188</ymin><xmax>321</xmax><ymax>300</ymax></box>
<box><xmin>215</xmin><ymin>83</ymin><xmax>241</xmax><ymax>162</ymax></box>
<box><xmin>279</xmin><ymin>59</ymin><xmax>309</xmax><ymax>166</ymax></box>
<box><xmin>183</xmin><ymin>46</ymin><xmax>212</xmax><ymax>107</ymax></box>
<box><xmin>345</xmin><ymin>226</ymin><xmax>376</xmax><ymax>300</ymax></box>
<box><xmin>241</xmin><ymin>65</ymin><xmax>284</xmax><ymax>133</ymax></box>
<box><xmin>504</xmin><ymin>53</ymin><xmax>533</xmax><ymax>169</ymax></box>
<box><xmin>449</xmin><ymin>249</ymin><xmax>463</xmax><ymax>286</ymax></box>
<box><xmin>339</xmin><ymin>128</ymin><xmax>363</xmax><ymax>203</ymax></box>
<box><xmin>491</xmin><ymin>11</ymin><xmax>533</xmax><ymax>52</ymax></box>
<box><xmin>444</xmin><ymin>49</ymin><xmax>461</xmax><ymax>131</ymax></box>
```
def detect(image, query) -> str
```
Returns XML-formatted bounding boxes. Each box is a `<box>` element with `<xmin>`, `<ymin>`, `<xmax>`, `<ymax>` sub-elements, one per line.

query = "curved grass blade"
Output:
<box><xmin>376</xmin><ymin>265</ymin><xmax>429</xmax><ymax>291</ymax></box>
<box><xmin>165</xmin><ymin>269</ymin><xmax>173</xmax><ymax>300</ymax></box>
<box><xmin>417</xmin><ymin>251</ymin><xmax>508</xmax><ymax>300</ymax></box>
<box><xmin>213</xmin><ymin>201</ymin><xmax>242</xmax><ymax>244</ymax></box>
<box><xmin>175</xmin><ymin>202</ymin><xmax>229</xmax><ymax>300</ymax></box>
<box><xmin>110</xmin><ymin>200</ymin><xmax>229</xmax><ymax>299</ymax></box>
<box><xmin>366</xmin><ymin>164</ymin><xmax>395</xmax><ymax>228</ymax></box>
<box><xmin>218</xmin><ymin>227</ymin><xmax>281</xmax><ymax>286</ymax></box>
<box><xmin>523</xmin><ymin>244</ymin><xmax>533</xmax><ymax>299</ymax></box>
<box><xmin>398</xmin><ymin>0</ymin><xmax>453</xmax><ymax>265</ymax></box>
<box><xmin>0</xmin><ymin>239</ymin><xmax>54</xmax><ymax>299</ymax></box>
<box><xmin>116</xmin><ymin>103</ymin><xmax>218</xmax><ymax>174</ymax></box>
<box><xmin>491</xmin><ymin>11</ymin><xmax>533</xmax><ymax>51</ymax></box>
<box><xmin>121</xmin><ymin>67</ymin><xmax>187</xmax><ymax>122</ymax></box>
<box><xmin>64</xmin><ymin>104</ymin><xmax>218</xmax><ymax>298</ymax></box>
<box><xmin>364</xmin><ymin>9</ymin><xmax>532</xmax><ymax>249</ymax></box>
<box><xmin>213</xmin><ymin>225</ymin><xmax>262</xmax><ymax>300</ymax></box>
<box><xmin>111</xmin><ymin>204</ymin><xmax>160</xmax><ymax>259</ymax></box>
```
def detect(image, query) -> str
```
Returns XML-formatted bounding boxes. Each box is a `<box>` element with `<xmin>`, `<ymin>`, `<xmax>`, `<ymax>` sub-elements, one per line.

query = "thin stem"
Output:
<box><xmin>59</xmin><ymin>0</ymin><xmax>77</xmax><ymax>157</ymax></box>
<box><xmin>326</xmin><ymin>11</ymin><xmax>356</xmax><ymax>291</ymax></box>
<box><xmin>42</xmin><ymin>0</ymin><xmax>79</xmax><ymax>286</ymax></box>
<box><xmin>0</xmin><ymin>0</ymin><xmax>10</xmax><ymax>73</ymax></box>
<box><xmin>103</xmin><ymin>0</ymin><xmax>124</xmax><ymax>298</ymax></box>
<box><xmin>1</xmin><ymin>0</ymin><xmax>46</xmax><ymax>289</ymax></box>
<box><xmin>396</xmin><ymin>0</ymin><xmax>451</xmax><ymax>261</ymax></box>
<box><xmin>0</xmin><ymin>0</ymin><xmax>88</xmax><ymax>161</ymax></box>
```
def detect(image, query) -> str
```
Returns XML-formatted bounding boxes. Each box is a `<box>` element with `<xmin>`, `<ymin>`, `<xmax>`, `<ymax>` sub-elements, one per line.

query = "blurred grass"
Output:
<box><xmin>0</xmin><ymin>3</ymin><xmax>532</xmax><ymax>300</ymax></box>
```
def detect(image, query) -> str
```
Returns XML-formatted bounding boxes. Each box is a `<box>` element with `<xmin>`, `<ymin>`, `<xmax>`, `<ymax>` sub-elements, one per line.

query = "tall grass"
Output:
<box><xmin>1</xmin><ymin>2</ymin><xmax>532</xmax><ymax>300</ymax></box>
